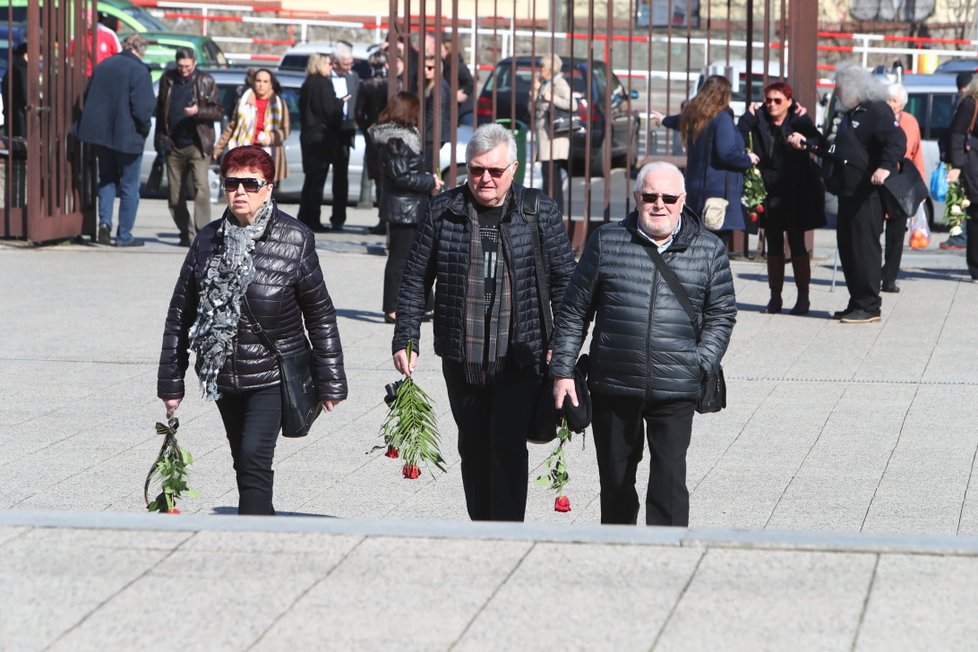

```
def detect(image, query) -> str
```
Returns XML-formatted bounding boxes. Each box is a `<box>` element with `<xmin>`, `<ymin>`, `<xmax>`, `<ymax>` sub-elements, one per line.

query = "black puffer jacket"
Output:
<box><xmin>158</xmin><ymin>206</ymin><xmax>347</xmax><ymax>402</ymax></box>
<box><xmin>550</xmin><ymin>211</ymin><xmax>736</xmax><ymax>401</ymax></box>
<box><xmin>392</xmin><ymin>184</ymin><xmax>577</xmax><ymax>369</ymax></box>
<box><xmin>369</xmin><ymin>122</ymin><xmax>436</xmax><ymax>225</ymax></box>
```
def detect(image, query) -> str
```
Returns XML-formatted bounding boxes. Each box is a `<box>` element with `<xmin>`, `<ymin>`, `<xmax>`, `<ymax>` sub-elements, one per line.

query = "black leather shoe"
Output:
<box><xmin>178</xmin><ymin>236</ymin><xmax>192</xmax><ymax>247</ymax></box>
<box><xmin>881</xmin><ymin>282</ymin><xmax>900</xmax><ymax>293</ymax></box>
<box><xmin>329</xmin><ymin>223</ymin><xmax>345</xmax><ymax>233</ymax></box>
<box><xmin>384</xmin><ymin>313</ymin><xmax>397</xmax><ymax>324</ymax></box>
<box><xmin>840</xmin><ymin>309</ymin><xmax>881</xmax><ymax>324</ymax></box>
<box><xmin>115</xmin><ymin>239</ymin><xmax>145</xmax><ymax>248</ymax></box>
<box><xmin>832</xmin><ymin>307</ymin><xmax>853</xmax><ymax>320</ymax></box>
<box><xmin>97</xmin><ymin>223</ymin><xmax>112</xmax><ymax>245</ymax></box>
<box><xmin>310</xmin><ymin>223</ymin><xmax>330</xmax><ymax>233</ymax></box>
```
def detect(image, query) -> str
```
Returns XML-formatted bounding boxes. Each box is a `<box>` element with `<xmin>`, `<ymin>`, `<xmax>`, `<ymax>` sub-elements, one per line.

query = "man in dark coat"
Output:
<box><xmin>788</xmin><ymin>62</ymin><xmax>905</xmax><ymax>324</ymax></box>
<box><xmin>392</xmin><ymin>123</ymin><xmax>577</xmax><ymax>522</ymax></box>
<box><xmin>551</xmin><ymin>161</ymin><xmax>736</xmax><ymax>526</ymax></box>
<box><xmin>154</xmin><ymin>47</ymin><xmax>223</xmax><ymax>246</ymax></box>
<box><xmin>1</xmin><ymin>42</ymin><xmax>29</xmax><ymax>137</ymax></box>
<box><xmin>76</xmin><ymin>34</ymin><xmax>154</xmax><ymax>247</ymax></box>
<box><xmin>323</xmin><ymin>42</ymin><xmax>361</xmax><ymax>232</ymax></box>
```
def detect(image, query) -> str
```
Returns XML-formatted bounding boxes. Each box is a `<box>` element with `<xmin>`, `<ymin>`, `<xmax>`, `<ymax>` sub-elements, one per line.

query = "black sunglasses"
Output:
<box><xmin>639</xmin><ymin>192</ymin><xmax>682</xmax><ymax>205</ymax></box>
<box><xmin>764</xmin><ymin>97</ymin><xmax>784</xmax><ymax>105</ymax></box>
<box><xmin>424</xmin><ymin>65</ymin><xmax>435</xmax><ymax>71</ymax></box>
<box><xmin>223</xmin><ymin>177</ymin><xmax>270</xmax><ymax>193</ymax></box>
<box><xmin>469</xmin><ymin>162</ymin><xmax>515</xmax><ymax>179</ymax></box>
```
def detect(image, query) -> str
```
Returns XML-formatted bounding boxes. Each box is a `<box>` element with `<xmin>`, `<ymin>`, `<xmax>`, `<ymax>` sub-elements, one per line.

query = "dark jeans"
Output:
<box><xmin>95</xmin><ymin>146</ymin><xmax>143</xmax><ymax>243</ymax></box>
<box><xmin>384</xmin><ymin>223</ymin><xmax>417</xmax><ymax>315</ymax></box>
<box><xmin>442</xmin><ymin>360</ymin><xmax>538</xmax><ymax>522</ymax></box>
<box><xmin>591</xmin><ymin>393</ymin><xmax>696</xmax><ymax>526</ymax></box>
<box><xmin>216</xmin><ymin>385</ymin><xmax>282</xmax><ymax>515</ymax></box>
<box><xmin>837</xmin><ymin>188</ymin><xmax>885</xmax><ymax>313</ymax></box>
<box><xmin>882</xmin><ymin>214</ymin><xmax>907</xmax><ymax>287</ymax></box>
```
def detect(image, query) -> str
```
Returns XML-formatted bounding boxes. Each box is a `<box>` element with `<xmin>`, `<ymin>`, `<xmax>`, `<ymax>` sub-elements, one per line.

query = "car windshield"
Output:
<box><xmin>120</xmin><ymin>6</ymin><xmax>168</xmax><ymax>31</ymax></box>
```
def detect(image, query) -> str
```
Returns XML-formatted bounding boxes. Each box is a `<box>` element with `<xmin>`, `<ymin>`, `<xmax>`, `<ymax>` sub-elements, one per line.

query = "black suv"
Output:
<box><xmin>476</xmin><ymin>55</ymin><xmax>640</xmax><ymax>176</ymax></box>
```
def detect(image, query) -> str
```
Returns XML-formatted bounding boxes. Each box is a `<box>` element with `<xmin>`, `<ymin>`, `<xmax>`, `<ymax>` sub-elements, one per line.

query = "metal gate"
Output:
<box><xmin>1</xmin><ymin>0</ymin><xmax>93</xmax><ymax>242</ymax></box>
<box><xmin>386</xmin><ymin>0</ymin><xmax>818</xmax><ymax>250</ymax></box>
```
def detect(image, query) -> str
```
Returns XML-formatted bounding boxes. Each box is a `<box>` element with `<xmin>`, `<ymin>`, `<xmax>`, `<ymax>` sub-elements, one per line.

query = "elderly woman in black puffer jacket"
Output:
<box><xmin>158</xmin><ymin>145</ymin><xmax>347</xmax><ymax>516</ymax></box>
<box><xmin>370</xmin><ymin>92</ymin><xmax>444</xmax><ymax>323</ymax></box>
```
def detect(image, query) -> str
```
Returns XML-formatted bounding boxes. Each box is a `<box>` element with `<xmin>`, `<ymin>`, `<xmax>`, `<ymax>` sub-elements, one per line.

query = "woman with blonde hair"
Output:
<box><xmin>297</xmin><ymin>53</ymin><xmax>344</xmax><ymax>231</ymax></box>
<box><xmin>213</xmin><ymin>68</ymin><xmax>290</xmax><ymax>182</ymax></box>
<box><xmin>652</xmin><ymin>75</ymin><xmax>758</xmax><ymax>239</ymax></box>
<box><xmin>529</xmin><ymin>53</ymin><xmax>573</xmax><ymax>214</ymax></box>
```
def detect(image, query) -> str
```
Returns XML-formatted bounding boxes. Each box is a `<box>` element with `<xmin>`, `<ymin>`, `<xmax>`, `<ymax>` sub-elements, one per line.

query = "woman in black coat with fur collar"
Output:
<box><xmin>369</xmin><ymin>92</ymin><xmax>444</xmax><ymax>322</ymax></box>
<box><xmin>738</xmin><ymin>81</ymin><xmax>825</xmax><ymax>316</ymax></box>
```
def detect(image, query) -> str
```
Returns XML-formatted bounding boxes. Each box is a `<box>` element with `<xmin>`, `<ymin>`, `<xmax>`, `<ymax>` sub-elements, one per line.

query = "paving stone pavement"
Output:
<box><xmin>3</xmin><ymin>198</ymin><xmax>978</xmax><ymax>650</ymax></box>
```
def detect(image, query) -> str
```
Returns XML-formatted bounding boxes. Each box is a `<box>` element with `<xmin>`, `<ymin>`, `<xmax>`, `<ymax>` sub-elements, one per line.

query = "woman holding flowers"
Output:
<box><xmin>947</xmin><ymin>75</ymin><xmax>978</xmax><ymax>281</ymax></box>
<box><xmin>738</xmin><ymin>81</ymin><xmax>825</xmax><ymax>315</ymax></box>
<box><xmin>158</xmin><ymin>145</ymin><xmax>347</xmax><ymax>515</ymax></box>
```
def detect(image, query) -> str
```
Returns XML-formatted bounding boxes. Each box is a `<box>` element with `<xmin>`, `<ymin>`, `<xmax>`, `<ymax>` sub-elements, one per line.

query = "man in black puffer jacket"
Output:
<box><xmin>551</xmin><ymin>161</ymin><xmax>736</xmax><ymax>527</ymax></box>
<box><xmin>392</xmin><ymin>123</ymin><xmax>576</xmax><ymax>522</ymax></box>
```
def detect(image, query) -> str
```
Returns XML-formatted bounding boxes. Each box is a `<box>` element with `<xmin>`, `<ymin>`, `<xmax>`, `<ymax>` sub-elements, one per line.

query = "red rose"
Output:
<box><xmin>750</xmin><ymin>212</ymin><xmax>758</xmax><ymax>222</ymax></box>
<box><xmin>167</xmin><ymin>508</ymin><xmax>180</xmax><ymax>514</ymax></box>
<box><xmin>554</xmin><ymin>496</ymin><xmax>571</xmax><ymax>512</ymax></box>
<box><xmin>756</xmin><ymin>205</ymin><xmax>765</xmax><ymax>214</ymax></box>
<box><xmin>402</xmin><ymin>464</ymin><xmax>421</xmax><ymax>479</ymax></box>
<box><xmin>385</xmin><ymin>445</ymin><xmax>400</xmax><ymax>459</ymax></box>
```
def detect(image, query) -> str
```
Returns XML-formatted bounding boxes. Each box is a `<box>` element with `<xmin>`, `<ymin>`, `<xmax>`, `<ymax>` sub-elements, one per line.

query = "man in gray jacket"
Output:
<box><xmin>550</xmin><ymin>161</ymin><xmax>736</xmax><ymax>526</ymax></box>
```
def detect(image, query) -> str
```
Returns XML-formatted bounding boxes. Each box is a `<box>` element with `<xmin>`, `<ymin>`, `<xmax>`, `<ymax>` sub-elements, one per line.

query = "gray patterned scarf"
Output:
<box><xmin>188</xmin><ymin>199</ymin><xmax>275</xmax><ymax>400</ymax></box>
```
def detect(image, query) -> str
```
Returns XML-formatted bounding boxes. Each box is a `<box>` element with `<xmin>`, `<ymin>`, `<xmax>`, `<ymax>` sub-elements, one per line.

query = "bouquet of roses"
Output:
<box><xmin>741</xmin><ymin>134</ymin><xmax>767</xmax><ymax>226</ymax></box>
<box><xmin>535</xmin><ymin>418</ymin><xmax>578</xmax><ymax>513</ymax></box>
<box><xmin>943</xmin><ymin>176</ymin><xmax>971</xmax><ymax>238</ymax></box>
<box><xmin>145</xmin><ymin>416</ymin><xmax>198</xmax><ymax>514</ymax></box>
<box><xmin>378</xmin><ymin>341</ymin><xmax>447</xmax><ymax>479</ymax></box>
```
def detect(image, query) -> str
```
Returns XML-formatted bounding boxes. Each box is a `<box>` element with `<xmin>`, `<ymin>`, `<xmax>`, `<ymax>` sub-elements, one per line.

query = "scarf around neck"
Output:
<box><xmin>188</xmin><ymin>199</ymin><xmax>275</xmax><ymax>400</ymax></box>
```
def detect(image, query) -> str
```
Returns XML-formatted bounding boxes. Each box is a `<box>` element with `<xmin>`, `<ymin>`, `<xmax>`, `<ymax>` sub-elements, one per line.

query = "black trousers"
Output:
<box><xmin>297</xmin><ymin>144</ymin><xmax>332</xmax><ymax>230</ymax></box>
<box><xmin>442</xmin><ymin>360</ymin><xmax>537</xmax><ymax>522</ymax></box>
<box><xmin>837</xmin><ymin>188</ymin><xmax>885</xmax><ymax>313</ymax></box>
<box><xmin>591</xmin><ymin>393</ymin><xmax>696</xmax><ymax>526</ymax></box>
<box><xmin>216</xmin><ymin>385</ymin><xmax>281</xmax><ymax>515</ymax></box>
<box><xmin>329</xmin><ymin>142</ymin><xmax>351</xmax><ymax>226</ymax></box>
<box><xmin>967</xmin><ymin>205</ymin><xmax>978</xmax><ymax>280</ymax></box>
<box><xmin>541</xmin><ymin>158</ymin><xmax>567</xmax><ymax>216</ymax></box>
<box><xmin>882</xmin><ymin>214</ymin><xmax>907</xmax><ymax>287</ymax></box>
<box><xmin>383</xmin><ymin>223</ymin><xmax>417</xmax><ymax>314</ymax></box>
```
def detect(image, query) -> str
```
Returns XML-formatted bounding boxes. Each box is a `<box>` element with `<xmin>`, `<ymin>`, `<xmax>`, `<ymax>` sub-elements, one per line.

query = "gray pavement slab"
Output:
<box><xmin>4</xmin><ymin>197</ymin><xmax>978</xmax><ymax>647</ymax></box>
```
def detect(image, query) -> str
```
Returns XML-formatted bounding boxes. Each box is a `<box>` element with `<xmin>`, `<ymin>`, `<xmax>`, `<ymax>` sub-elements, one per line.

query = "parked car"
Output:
<box><xmin>0</xmin><ymin>0</ymin><xmax>169</xmax><ymax>35</ymax></box>
<box><xmin>933</xmin><ymin>59</ymin><xmax>978</xmax><ymax>75</ymax></box>
<box><xmin>278</xmin><ymin>41</ymin><xmax>374</xmax><ymax>80</ymax></box>
<box><xmin>140</xmin><ymin>68</ymin><xmax>483</xmax><ymax>205</ymax></box>
<box><xmin>476</xmin><ymin>55</ymin><xmax>641</xmax><ymax>176</ymax></box>
<box><xmin>142</xmin><ymin>33</ymin><xmax>229</xmax><ymax>81</ymax></box>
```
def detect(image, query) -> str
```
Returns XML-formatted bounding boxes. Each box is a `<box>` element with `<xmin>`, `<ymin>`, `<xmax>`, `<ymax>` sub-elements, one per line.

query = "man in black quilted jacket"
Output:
<box><xmin>392</xmin><ymin>123</ymin><xmax>577</xmax><ymax>522</ymax></box>
<box><xmin>550</xmin><ymin>161</ymin><xmax>736</xmax><ymax>527</ymax></box>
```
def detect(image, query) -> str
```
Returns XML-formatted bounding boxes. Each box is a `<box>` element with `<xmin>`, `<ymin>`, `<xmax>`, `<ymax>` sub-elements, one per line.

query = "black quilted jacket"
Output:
<box><xmin>158</xmin><ymin>206</ymin><xmax>347</xmax><ymax>402</ymax></box>
<box><xmin>370</xmin><ymin>122</ymin><xmax>436</xmax><ymax>226</ymax></box>
<box><xmin>550</xmin><ymin>211</ymin><xmax>736</xmax><ymax>401</ymax></box>
<box><xmin>392</xmin><ymin>184</ymin><xmax>577</xmax><ymax>369</ymax></box>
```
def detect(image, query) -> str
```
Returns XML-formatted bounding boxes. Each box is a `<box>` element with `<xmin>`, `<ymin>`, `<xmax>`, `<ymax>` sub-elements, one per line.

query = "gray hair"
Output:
<box><xmin>634</xmin><ymin>161</ymin><xmax>685</xmax><ymax>193</ymax></box>
<box><xmin>465</xmin><ymin>123</ymin><xmax>518</xmax><ymax>165</ymax></box>
<box><xmin>541</xmin><ymin>53</ymin><xmax>562</xmax><ymax>74</ymax></box>
<box><xmin>834</xmin><ymin>61</ymin><xmax>888</xmax><ymax>110</ymax></box>
<box><xmin>123</xmin><ymin>34</ymin><xmax>147</xmax><ymax>57</ymax></box>
<box><xmin>887</xmin><ymin>83</ymin><xmax>908</xmax><ymax>109</ymax></box>
<box><xmin>332</xmin><ymin>42</ymin><xmax>353</xmax><ymax>62</ymax></box>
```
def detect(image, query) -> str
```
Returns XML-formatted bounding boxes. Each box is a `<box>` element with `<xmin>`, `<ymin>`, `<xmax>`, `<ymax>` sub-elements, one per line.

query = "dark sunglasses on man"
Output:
<box><xmin>764</xmin><ymin>96</ymin><xmax>785</xmax><ymax>105</ymax></box>
<box><xmin>469</xmin><ymin>162</ymin><xmax>515</xmax><ymax>179</ymax></box>
<box><xmin>638</xmin><ymin>192</ymin><xmax>683</xmax><ymax>205</ymax></box>
<box><xmin>223</xmin><ymin>177</ymin><xmax>271</xmax><ymax>193</ymax></box>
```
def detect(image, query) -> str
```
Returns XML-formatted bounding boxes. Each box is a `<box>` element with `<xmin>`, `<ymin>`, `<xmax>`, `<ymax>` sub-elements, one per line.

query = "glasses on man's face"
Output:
<box><xmin>469</xmin><ymin>162</ymin><xmax>514</xmax><ymax>179</ymax></box>
<box><xmin>764</xmin><ymin>96</ymin><xmax>785</xmax><ymax>105</ymax></box>
<box><xmin>223</xmin><ymin>177</ymin><xmax>270</xmax><ymax>193</ymax></box>
<box><xmin>638</xmin><ymin>192</ymin><xmax>682</xmax><ymax>205</ymax></box>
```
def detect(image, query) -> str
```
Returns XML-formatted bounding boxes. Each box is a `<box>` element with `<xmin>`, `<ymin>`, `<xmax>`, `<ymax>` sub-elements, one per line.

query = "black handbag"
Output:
<box><xmin>882</xmin><ymin>157</ymin><xmax>929</xmax><ymax>221</ymax></box>
<box><xmin>551</xmin><ymin>108</ymin><xmax>583</xmax><ymax>136</ymax></box>
<box><xmin>243</xmin><ymin>299</ymin><xmax>322</xmax><ymax>438</ymax></box>
<box><xmin>146</xmin><ymin>153</ymin><xmax>165</xmax><ymax>193</ymax></box>
<box><xmin>643</xmin><ymin>245</ymin><xmax>726</xmax><ymax>414</ymax></box>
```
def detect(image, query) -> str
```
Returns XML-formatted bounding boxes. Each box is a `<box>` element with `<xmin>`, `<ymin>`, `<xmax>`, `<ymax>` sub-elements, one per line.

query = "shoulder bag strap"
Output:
<box><xmin>242</xmin><ymin>296</ymin><xmax>283</xmax><ymax>360</ymax></box>
<box><xmin>643</xmin><ymin>244</ymin><xmax>701</xmax><ymax>342</ymax></box>
<box><xmin>523</xmin><ymin>188</ymin><xmax>552</xmax><ymax>341</ymax></box>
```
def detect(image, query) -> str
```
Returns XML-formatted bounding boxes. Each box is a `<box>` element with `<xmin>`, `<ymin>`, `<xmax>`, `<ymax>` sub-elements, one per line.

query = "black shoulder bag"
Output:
<box><xmin>243</xmin><ymin>298</ymin><xmax>322</xmax><ymax>438</ymax></box>
<box><xmin>643</xmin><ymin>245</ymin><xmax>726</xmax><ymax>414</ymax></box>
<box><xmin>525</xmin><ymin>190</ymin><xmax>591</xmax><ymax>441</ymax></box>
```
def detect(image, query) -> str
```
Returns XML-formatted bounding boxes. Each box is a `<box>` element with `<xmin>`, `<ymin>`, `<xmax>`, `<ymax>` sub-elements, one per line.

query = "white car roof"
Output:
<box><xmin>281</xmin><ymin>41</ymin><xmax>374</xmax><ymax>59</ymax></box>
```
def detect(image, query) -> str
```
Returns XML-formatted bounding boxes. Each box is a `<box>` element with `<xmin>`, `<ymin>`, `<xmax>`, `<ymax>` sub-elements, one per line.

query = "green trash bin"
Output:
<box><xmin>495</xmin><ymin>118</ymin><xmax>527</xmax><ymax>186</ymax></box>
